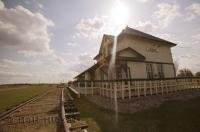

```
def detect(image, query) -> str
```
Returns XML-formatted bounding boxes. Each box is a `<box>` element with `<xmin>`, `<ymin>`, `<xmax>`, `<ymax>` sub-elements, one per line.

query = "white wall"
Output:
<box><xmin>117</xmin><ymin>36</ymin><xmax>174</xmax><ymax>63</ymax></box>
<box><xmin>163</xmin><ymin>64</ymin><xmax>175</xmax><ymax>78</ymax></box>
<box><xmin>127</xmin><ymin>61</ymin><xmax>175</xmax><ymax>79</ymax></box>
<box><xmin>127</xmin><ymin>62</ymin><xmax>147</xmax><ymax>79</ymax></box>
<box><xmin>118</xmin><ymin>49</ymin><xmax>138</xmax><ymax>58</ymax></box>
<box><xmin>95</xmin><ymin>68</ymin><xmax>101</xmax><ymax>80</ymax></box>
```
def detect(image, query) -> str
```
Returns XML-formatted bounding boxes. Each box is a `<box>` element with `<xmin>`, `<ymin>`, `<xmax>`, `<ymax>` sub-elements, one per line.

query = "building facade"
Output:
<box><xmin>75</xmin><ymin>26</ymin><xmax>176</xmax><ymax>81</ymax></box>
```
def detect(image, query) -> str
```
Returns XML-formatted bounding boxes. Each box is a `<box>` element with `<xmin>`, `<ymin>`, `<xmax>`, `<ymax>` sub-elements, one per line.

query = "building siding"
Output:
<box><xmin>127</xmin><ymin>62</ymin><xmax>147</xmax><ymax>79</ymax></box>
<box><xmin>163</xmin><ymin>64</ymin><xmax>175</xmax><ymax>78</ymax></box>
<box><xmin>117</xmin><ymin>36</ymin><xmax>173</xmax><ymax>63</ymax></box>
<box><xmin>75</xmin><ymin>28</ymin><xmax>176</xmax><ymax>81</ymax></box>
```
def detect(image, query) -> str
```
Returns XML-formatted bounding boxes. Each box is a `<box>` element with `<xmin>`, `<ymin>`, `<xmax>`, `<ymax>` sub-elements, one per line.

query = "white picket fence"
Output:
<box><xmin>71</xmin><ymin>77</ymin><xmax>200</xmax><ymax>100</ymax></box>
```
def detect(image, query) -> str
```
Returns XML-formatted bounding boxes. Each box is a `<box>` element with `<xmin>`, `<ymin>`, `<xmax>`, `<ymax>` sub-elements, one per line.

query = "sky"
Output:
<box><xmin>0</xmin><ymin>0</ymin><xmax>200</xmax><ymax>84</ymax></box>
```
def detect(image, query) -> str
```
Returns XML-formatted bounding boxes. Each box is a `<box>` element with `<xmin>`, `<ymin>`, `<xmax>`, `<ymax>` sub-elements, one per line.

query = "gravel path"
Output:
<box><xmin>0</xmin><ymin>88</ymin><xmax>63</xmax><ymax>132</ymax></box>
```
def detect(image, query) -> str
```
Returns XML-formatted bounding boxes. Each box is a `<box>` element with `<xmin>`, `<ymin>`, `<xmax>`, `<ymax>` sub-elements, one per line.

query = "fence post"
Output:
<box><xmin>128</xmin><ymin>80</ymin><xmax>131</xmax><ymax>99</ymax></box>
<box><xmin>150</xmin><ymin>81</ymin><xmax>152</xmax><ymax>96</ymax></box>
<box><xmin>166</xmin><ymin>81</ymin><xmax>169</xmax><ymax>94</ymax></box>
<box><xmin>189</xmin><ymin>78</ymin><xmax>192</xmax><ymax>89</ymax></box>
<box><xmin>103</xmin><ymin>82</ymin><xmax>105</xmax><ymax>96</ymax></box>
<box><xmin>174</xmin><ymin>80</ymin><xmax>177</xmax><ymax>92</ymax></box>
<box><xmin>137</xmin><ymin>81</ymin><xmax>140</xmax><ymax>98</ymax></box>
<box><xmin>155</xmin><ymin>81</ymin><xmax>158</xmax><ymax>95</ymax></box>
<box><xmin>144</xmin><ymin>80</ymin><xmax>147</xmax><ymax>96</ymax></box>
<box><xmin>85</xmin><ymin>81</ymin><xmax>87</xmax><ymax>95</ymax></box>
<box><xmin>110</xmin><ymin>82</ymin><xmax>113</xmax><ymax>99</ymax></box>
<box><xmin>114</xmin><ymin>81</ymin><xmax>117</xmax><ymax>100</ymax></box>
<box><xmin>91</xmin><ymin>81</ymin><xmax>94</xmax><ymax>96</ymax></box>
<box><xmin>184</xmin><ymin>78</ymin><xmax>186</xmax><ymax>90</ymax></box>
<box><xmin>121</xmin><ymin>80</ymin><xmax>124</xmax><ymax>100</ymax></box>
<box><xmin>99</xmin><ymin>82</ymin><xmax>102</xmax><ymax>96</ymax></box>
<box><xmin>161</xmin><ymin>80</ymin><xmax>164</xmax><ymax>95</ymax></box>
<box><xmin>106</xmin><ymin>82</ymin><xmax>108</xmax><ymax>97</ymax></box>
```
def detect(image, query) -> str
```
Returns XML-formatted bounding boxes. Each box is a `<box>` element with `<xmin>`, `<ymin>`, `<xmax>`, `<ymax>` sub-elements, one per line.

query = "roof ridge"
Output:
<box><xmin>120</xmin><ymin>26</ymin><xmax>177</xmax><ymax>46</ymax></box>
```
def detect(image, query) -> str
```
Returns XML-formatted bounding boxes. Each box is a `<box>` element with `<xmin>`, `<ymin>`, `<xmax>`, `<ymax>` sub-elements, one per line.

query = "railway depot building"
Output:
<box><xmin>75</xmin><ymin>26</ymin><xmax>176</xmax><ymax>81</ymax></box>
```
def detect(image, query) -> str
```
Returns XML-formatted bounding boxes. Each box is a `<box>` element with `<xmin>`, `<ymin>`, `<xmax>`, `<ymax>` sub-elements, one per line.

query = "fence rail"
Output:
<box><xmin>71</xmin><ymin>77</ymin><xmax>200</xmax><ymax>100</ymax></box>
<box><xmin>61</xmin><ymin>88</ymin><xmax>70</xmax><ymax>132</ymax></box>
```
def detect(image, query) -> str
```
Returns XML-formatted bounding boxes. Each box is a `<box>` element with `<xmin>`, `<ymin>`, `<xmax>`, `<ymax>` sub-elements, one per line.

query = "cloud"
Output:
<box><xmin>154</xmin><ymin>3</ymin><xmax>181</xmax><ymax>28</ymax></box>
<box><xmin>0</xmin><ymin>56</ymin><xmax>68</xmax><ymax>84</ymax></box>
<box><xmin>24</xmin><ymin>1</ymin><xmax>30</xmax><ymax>5</ymax></box>
<box><xmin>192</xmin><ymin>33</ymin><xmax>200</xmax><ymax>40</ymax></box>
<box><xmin>135</xmin><ymin>21</ymin><xmax>157</xmax><ymax>33</ymax></box>
<box><xmin>0</xmin><ymin>71</ymin><xmax>32</xmax><ymax>77</ymax></box>
<box><xmin>137</xmin><ymin>0</ymin><xmax>152</xmax><ymax>3</ymax></box>
<box><xmin>185</xmin><ymin>3</ymin><xmax>200</xmax><ymax>21</ymax></box>
<box><xmin>75</xmin><ymin>16</ymin><xmax>106</xmax><ymax>39</ymax></box>
<box><xmin>75</xmin><ymin>15</ymin><xmax>126</xmax><ymax>40</ymax></box>
<box><xmin>156</xmin><ymin>33</ymin><xmax>183</xmax><ymax>44</ymax></box>
<box><xmin>17</xmin><ymin>50</ymin><xmax>67</xmax><ymax>66</ymax></box>
<box><xmin>0</xmin><ymin>59</ymin><xmax>27</xmax><ymax>67</ymax></box>
<box><xmin>177</xmin><ymin>54</ymin><xmax>200</xmax><ymax>73</ymax></box>
<box><xmin>0</xmin><ymin>0</ymin><xmax>4</xmax><ymax>9</ymax></box>
<box><xmin>52</xmin><ymin>54</ymin><xmax>67</xmax><ymax>64</ymax></box>
<box><xmin>67</xmin><ymin>42</ymin><xmax>77</xmax><ymax>47</ymax></box>
<box><xmin>0</xmin><ymin>70</ymin><xmax>34</xmax><ymax>84</ymax></box>
<box><xmin>0</xmin><ymin>59</ymin><xmax>43</xmax><ymax>70</ymax></box>
<box><xmin>191</xmin><ymin>33</ymin><xmax>200</xmax><ymax>45</ymax></box>
<box><xmin>38</xmin><ymin>3</ymin><xmax>43</xmax><ymax>9</ymax></box>
<box><xmin>76</xmin><ymin>17</ymin><xmax>105</xmax><ymax>31</ymax></box>
<box><xmin>70</xmin><ymin>53</ymin><xmax>94</xmax><ymax>73</ymax></box>
<box><xmin>0</xmin><ymin>5</ymin><xmax>54</xmax><ymax>54</ymax></box>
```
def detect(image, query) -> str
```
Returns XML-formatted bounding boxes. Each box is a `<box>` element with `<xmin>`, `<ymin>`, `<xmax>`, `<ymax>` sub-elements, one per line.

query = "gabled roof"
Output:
<box><xmin>93</xmin><ymin>34</ymin><xmax>114</xmax><ymax>60</ymax></box>
<box><xmin>93</xmin><ymin>26</ymin><xmax>176</xmax><ymax>60</ymax></box>
<box><xmin>93</xmin><ymin>53</ymin><xmax>102</xmax><ymax>60</ymax></box>
<box><xmin>117</xmin><ymin>47</ymin><xmax>146</xmax><ymax>60</ymax></box>
<box><xmin>119</xmin><ymin>26</ymin><xmax>177</xmax><ymax>47</ymax></box>
<box><xmin>74</xmin><ymin>63</ymin><xmax>99</xmax><ymax>79</ymax></box>
<box><xmin>75</xmin><ymin>26</ymin><xmax>177</xmax><ymax>79</ymax></box>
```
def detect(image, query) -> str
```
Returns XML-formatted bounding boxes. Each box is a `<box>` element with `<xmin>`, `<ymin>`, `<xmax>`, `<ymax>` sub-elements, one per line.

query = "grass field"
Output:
<box><xmin>74</xmin><ymin>96</ymin><xmax>200</xmax><ymax>132</ymax></box>
<box><xmin>0</xmin><ymin>84</ymin><xmax>53</xmax><ymax>113</ymax></box>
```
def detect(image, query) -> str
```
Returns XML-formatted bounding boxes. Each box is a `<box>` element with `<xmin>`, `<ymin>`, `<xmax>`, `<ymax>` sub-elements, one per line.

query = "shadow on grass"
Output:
<box><xmin>73</xmin><ymin>95</ymin><xmax>200</xmax><ymax>132</ymax></box>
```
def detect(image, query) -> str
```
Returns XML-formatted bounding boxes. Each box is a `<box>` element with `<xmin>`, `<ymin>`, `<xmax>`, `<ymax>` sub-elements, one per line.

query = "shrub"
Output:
<box><xmin>177</xmin><ymin>68</ymin><xmax>194</xmax><ymax>77</ymax></box>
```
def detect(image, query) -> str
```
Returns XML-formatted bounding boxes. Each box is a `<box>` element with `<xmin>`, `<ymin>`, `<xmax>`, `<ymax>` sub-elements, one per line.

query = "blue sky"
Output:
<box><xmin>0</xmin><ymin>0</ymin><xmax>200</xmax><ymax>84</ymax></box>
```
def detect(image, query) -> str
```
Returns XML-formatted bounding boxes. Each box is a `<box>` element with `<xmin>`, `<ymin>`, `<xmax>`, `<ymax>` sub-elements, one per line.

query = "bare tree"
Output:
<box><xmin>177</xmin><ymin>68</ymin><xmax>194</xmax><ymax>77</ymax></box>
<box><xmin>195</xmin><ymin>72</ymin><xmax>200</xmax><ymax>77</ymax></box>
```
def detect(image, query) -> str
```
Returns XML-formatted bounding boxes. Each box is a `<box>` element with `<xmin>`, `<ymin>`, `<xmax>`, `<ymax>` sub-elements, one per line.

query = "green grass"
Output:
<box><xmin>74</xmin><ymin>96</ymin><xmax>200</xmax><ymax>132</ymax></box>
<box><xmin>0</xmin><ymin>84</ymin><xmax>53</xmax><ymax>113</ymax></box>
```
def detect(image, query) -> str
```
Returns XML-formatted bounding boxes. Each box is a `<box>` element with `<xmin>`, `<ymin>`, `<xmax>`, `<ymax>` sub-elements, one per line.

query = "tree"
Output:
<box><xmin>195</xmin><ymin>72</ymin><xmax>200</xmax><ymax>77</ymax></box>
<box><xmin>177</xmin><ymin>68</ymin><xmax>194</xmax><ymax>77</ymax></box>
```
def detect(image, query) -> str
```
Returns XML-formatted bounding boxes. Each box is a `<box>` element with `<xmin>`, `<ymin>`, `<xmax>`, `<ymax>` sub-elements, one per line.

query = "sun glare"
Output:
<box><xmin>110</xmin><ymin>0</ymin><xmax>129</xmax><ymax>28</ymax></box>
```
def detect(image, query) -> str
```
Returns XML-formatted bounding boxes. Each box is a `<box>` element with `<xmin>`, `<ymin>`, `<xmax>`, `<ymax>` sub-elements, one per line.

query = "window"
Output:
<box><xmin>146</xmin><ymin>63</ymin><xmax>154</xmax><ymax>79</ymax></box>
<box><xmin>157</xmin><ymin>64</ymin><xmax>164</xmax><ymax>78</ymax></box>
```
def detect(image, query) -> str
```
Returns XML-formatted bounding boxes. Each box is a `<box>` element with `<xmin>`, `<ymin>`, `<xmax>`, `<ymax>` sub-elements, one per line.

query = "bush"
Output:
<box><xmin>177</xmin><ymin>68</ymin><xmax>194</xmax><ymax>77</ymax></box>
<box><xmin>195</xmin><ymin>72</ymin><xmax>200</xmax><ymax>77</ymax></box>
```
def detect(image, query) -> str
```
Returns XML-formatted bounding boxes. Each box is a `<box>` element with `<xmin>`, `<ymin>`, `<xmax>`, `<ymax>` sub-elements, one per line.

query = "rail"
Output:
<box><xmin>61</xmin><ymin>88</ymin><xmax>70</xmax><ymax>132</ymax></box>
<box><xmin>68</xmin><ymin>86</ymin><xmax>80</xmax><ymax>98</ymax></box>
<box><xmin>0</xmin><ymin>89</ymin><xmax>54</xmax><ymax>121</ymax></box>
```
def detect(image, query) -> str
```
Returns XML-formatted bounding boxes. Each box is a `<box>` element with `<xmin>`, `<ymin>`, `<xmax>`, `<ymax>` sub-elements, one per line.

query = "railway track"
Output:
<box><xmin>62</xmin><ymin>88</ymin><xmax>88</xmax><ymax>132</ymax></box>
<box><xmin>0</xmin><ymin>87</ymin><xmax>63</xmax><ymax>132</ymax></box>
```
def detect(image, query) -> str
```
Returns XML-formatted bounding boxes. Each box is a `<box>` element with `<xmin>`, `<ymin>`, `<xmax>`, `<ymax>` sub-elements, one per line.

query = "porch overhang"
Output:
<box><xmin>74</xmin><ymin>63</ymin><xmax>99</xmax><ymax>79</ymax></box>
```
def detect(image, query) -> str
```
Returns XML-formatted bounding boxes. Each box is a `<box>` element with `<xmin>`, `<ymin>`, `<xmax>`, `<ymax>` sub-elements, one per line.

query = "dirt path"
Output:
<box><xmin>0</xmin><ymin>87</ymin><xmax>63</xmax><ymax>132</ymax></box>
